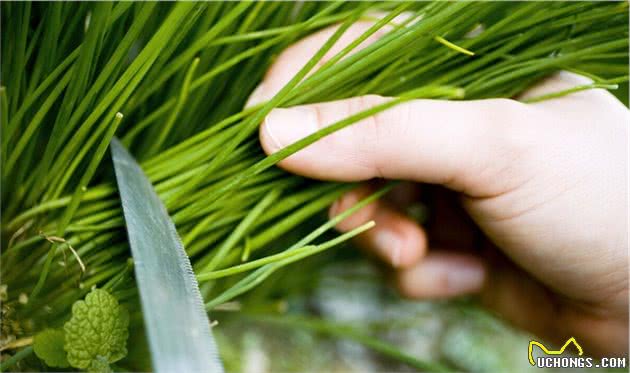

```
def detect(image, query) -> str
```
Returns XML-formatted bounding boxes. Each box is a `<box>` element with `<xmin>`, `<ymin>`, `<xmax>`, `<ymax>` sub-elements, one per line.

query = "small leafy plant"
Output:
<box><xmin>64</xmin><ymin>289</ymin><xmax>129</xmax><ymax>371</ymax></box>
<box><xmin>31</xmin><ymin>288</ymin><xmax>129</xmax><ymax>372</ymax></box>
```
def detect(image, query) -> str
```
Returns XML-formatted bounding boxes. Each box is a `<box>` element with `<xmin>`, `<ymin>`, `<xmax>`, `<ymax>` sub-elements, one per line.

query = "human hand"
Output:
<box><xmin>250</xmin><ymin>22</ymin><xmax>629</xmax><ymax>357</ymax></box>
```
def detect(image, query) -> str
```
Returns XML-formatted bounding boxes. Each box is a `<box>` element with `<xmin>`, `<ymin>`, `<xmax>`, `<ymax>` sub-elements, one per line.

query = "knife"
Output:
<box><xmin>111</xmin><ymin>137</ymin><xmax>223</xmax><ymax>373</ymax></box>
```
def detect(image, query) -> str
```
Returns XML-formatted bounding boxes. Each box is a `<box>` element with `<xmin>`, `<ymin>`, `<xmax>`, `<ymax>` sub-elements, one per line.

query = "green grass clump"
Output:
<box><xmin>1</xmin><ymin>2</ymin><xmax>628</xmax><ymax>371</ymax></box>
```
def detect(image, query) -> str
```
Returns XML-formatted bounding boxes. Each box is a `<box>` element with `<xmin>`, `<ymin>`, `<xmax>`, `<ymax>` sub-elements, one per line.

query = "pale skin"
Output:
<box><xmin>248</xmin><ymin>21</ymin><xmax>629</xmax><ymax>357</ymax></box>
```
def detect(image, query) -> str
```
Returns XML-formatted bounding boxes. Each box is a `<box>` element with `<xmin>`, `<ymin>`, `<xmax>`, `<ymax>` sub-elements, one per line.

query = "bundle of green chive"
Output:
<box><xmin>1</xmin><ymin>2</ymin><xmax>628</xmax><ymax>371</ymax></box>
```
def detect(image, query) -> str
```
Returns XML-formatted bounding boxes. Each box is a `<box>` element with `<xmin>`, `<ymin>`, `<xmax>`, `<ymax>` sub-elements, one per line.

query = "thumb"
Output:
<box><xmin>260</xmin><ymin>95</ymin><xmax>533</xmax><ymax>197</ymax></box>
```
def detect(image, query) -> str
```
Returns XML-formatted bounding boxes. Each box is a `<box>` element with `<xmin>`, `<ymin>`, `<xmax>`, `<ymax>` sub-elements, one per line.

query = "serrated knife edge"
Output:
<box><xmin>111</xmin><ymin>137</ymin><xmax>223</xmax><ymax>373</ymax></box>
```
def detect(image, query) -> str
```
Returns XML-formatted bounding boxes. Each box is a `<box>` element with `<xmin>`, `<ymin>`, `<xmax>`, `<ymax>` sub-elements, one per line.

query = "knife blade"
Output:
<box><xmin>111</xmin><ymin>137</ymin><xmax>223</xmax><ymax>373</ymax></box>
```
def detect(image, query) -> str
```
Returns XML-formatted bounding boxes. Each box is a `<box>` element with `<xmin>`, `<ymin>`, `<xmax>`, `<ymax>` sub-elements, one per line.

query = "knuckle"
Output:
<box><xmin>345</xmin><ymin>95</ymin><xmax>389</xmax><ymax>136</ymax></box>
<box><xmin>355</xmin><ymin>95</ymin><xmax>389</xmax><ymax>174</ymax></box>
<box><xmin>471</xmin><ymin>98</ymin><xmax>533</xmax><ymax>153</ymax></box>
<box><xmin>493</xmin><ymin>98</ymin><xmax>537</xmax><ymax>152</ymax></box>
<box><xmin>454</xmin><ymin>98</ymin><xmax>536</xmax><ymax>194</ymax></box>
<box><xmin>309</xmin><ymin>104</ymin><xmax>325</xmax><ymax>130</ymax></box>
<box><xmin>348</xmin><ymin>95</ymin><xmax>406</xmax><ymax>179</ymax></box>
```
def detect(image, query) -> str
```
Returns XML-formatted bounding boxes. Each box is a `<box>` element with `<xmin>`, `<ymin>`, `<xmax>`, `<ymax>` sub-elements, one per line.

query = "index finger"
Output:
<box><xmin>246</xmin><ymin>13</ymin><xmax>412</xmax><ymax>107</ymax></box>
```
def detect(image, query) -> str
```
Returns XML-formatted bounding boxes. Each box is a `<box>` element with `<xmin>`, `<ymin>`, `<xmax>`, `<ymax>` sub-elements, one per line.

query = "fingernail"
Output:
<box><xmin>373</xmin><ymin>229</ymin><xmax>403</xmax><ymax>267</ymax></box>
<box><xmin>262</xmin><ymin>107</ymin><xmax>318</xmax><ymax>152</ymax></box>
<box><xmin>245</xmin><ymin>83</ymin><xmax>268</xmax><ymax>108</ymax></box>
<box><xmin>445</xmin><ymin>262</ymin><xmax>485</xmax><ymax>293</ymax></box>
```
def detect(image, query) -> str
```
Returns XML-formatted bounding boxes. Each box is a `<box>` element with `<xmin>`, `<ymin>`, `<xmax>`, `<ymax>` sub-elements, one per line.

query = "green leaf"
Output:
<box><xmin>63</xmin><ymin>288</ymin><xmax>129</xmax><ymax>370</ymax></box>
<box><xmin>33</xmin><ymin>328</ymin><xmax>70</xmax><ymax>368</ymax></box>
